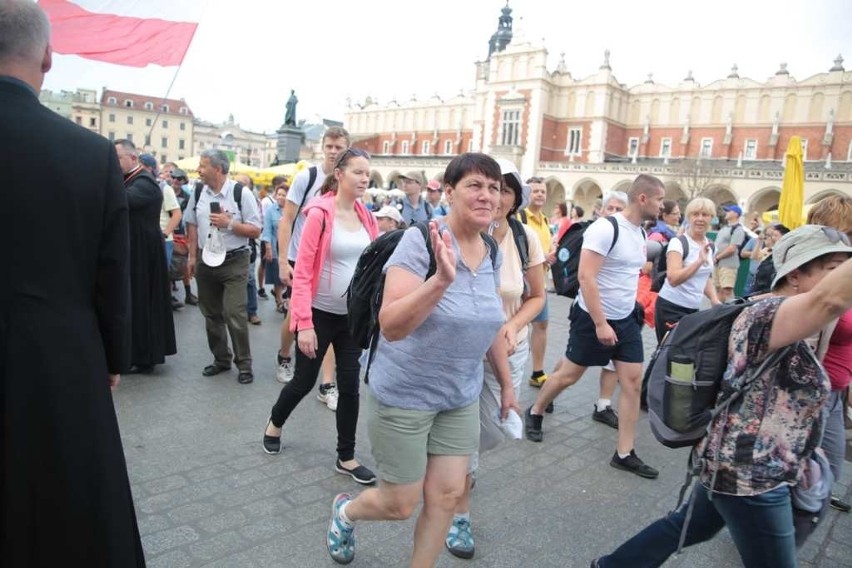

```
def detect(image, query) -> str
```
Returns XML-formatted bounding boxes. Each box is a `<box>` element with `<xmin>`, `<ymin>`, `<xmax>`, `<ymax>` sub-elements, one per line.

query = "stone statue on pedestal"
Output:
<box><xmin>284</xmin><ymin>90</ymin><xmax>298</xmax><ymax>126</ymax></box>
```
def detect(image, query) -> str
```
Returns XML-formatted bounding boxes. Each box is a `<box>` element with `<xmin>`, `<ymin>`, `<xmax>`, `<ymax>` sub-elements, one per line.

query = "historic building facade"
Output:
<box><xmin>193</xmin><ymin>114</ymin><xmax>276</xmax><ymax>168</ymax></box>
<box><xmin>100</xmin><ymin>89</ymin><xmax>195</xmax><ymax>164</ymax></box>
<box><xmin>344</xmin><ymin>4</ymin><xmax>852</xmax><ymax>216</ymax></box>
<box><xmin>39</xmin><ymin>88</ymin><xmax>101</xmax><ymax>134</ymax></box>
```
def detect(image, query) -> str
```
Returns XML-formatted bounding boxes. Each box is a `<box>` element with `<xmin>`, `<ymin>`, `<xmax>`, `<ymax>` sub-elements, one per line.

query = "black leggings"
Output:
<box><xmin>653</xmin><ymin>296</ymin><xmax>698</xmax><ymax>344</ymax></box>
<box><xmin>270</xmin><ymin>308</ymin><xmax>362</xmax><ymax>462</ymax></box>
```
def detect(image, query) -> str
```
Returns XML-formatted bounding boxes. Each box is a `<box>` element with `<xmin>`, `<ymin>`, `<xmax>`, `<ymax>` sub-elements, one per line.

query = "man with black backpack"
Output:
<box><xmin>185</xmin><ymin>150</ymin><xmax>262</xmax><ymax>384</ymax></box>
<box><xmin>525</xmin><ymin>174</ymin><xmax>665</xmax><ymax>480</ymax></box>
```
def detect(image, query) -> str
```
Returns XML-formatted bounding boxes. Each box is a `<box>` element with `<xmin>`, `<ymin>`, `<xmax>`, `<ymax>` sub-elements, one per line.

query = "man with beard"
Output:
<box><xmin>114</xmin><ymin>138</ymin><xmax>177</xmax><ymax>373</ymax></box>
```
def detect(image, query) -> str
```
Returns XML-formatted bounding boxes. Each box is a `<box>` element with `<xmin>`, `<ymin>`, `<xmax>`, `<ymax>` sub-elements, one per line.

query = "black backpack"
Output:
<box><xmin>750</xmin><ymin>254</ymin><xmax>776</xmax><ymax>296</ymax></box>
<box><xmin>645</xmin><ymin>300</ymin><xmax>791</xmax><ymax>449</ymax></box>
<box><xmin>650</xmin><ymin>236</ymin><xmax>715</xmax><ymax>293</ymax></box>
<box><xmin>347</xmin><ymin>223</ymin><xmax>498</xmax><ymax>381</ymax></box>
<box><xmin>551</xmin><ymin>216</ymin><xmax>619</xmax><ymax>298</ymax></box>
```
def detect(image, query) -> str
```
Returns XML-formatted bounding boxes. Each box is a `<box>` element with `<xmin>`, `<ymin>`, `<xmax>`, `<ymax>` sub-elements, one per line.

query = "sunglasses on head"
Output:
<box><xmin>334</xmin><ymin>147</ymin><xmax>371</xmax><ymax>169</ymax></box>
<box><xmin>782</xmin><ymin>226</ymin><xmax>851</xmax><ymax>263</ymax></box>
<box><xmin>526</xmin><ymin>177</ymin><xmax>544</xmax><ymax>184</ymax></box>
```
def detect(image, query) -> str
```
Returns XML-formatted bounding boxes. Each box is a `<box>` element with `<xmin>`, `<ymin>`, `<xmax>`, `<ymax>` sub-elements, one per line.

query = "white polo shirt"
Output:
<box><xmin>577</xmin><ymin>213</ymin><xmax>646</xmax><ymax>320</ymax></box>
<box><xmin>183</xmin><ymin>179</ymin><xmax>262</xmax><ymax>251</ymax></box>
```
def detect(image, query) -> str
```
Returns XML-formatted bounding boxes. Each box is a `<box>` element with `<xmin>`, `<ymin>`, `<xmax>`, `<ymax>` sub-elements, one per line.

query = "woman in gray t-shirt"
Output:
<box><xmin>325</xmin><ymin>154</ymin><xmax>516</xmax><ymax>566</ymax></box>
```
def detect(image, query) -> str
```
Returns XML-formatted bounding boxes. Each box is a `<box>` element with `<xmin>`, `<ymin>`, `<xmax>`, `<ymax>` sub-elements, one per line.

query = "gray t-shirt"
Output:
<box><xmin>367</xmin><ymin>225</ymin><xmax>504</xmax><ymax>411</ymax></box>
<box><xmin>286</xmin><ymin>166</ymin><xmax>326</xmax><ymax>261</ymax></box>
<box><xmin>715</xmin><ymin>224</ymin><xmax>745</xmax><ymax>269</ymax></box>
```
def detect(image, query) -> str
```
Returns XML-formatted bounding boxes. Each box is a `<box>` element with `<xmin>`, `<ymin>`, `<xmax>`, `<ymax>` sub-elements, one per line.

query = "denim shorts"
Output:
<box><xmin>565</xmin><ymin>303</ymin><xmax>644</xmax><ymax>367</ymax></box>
<box><xmin>532</xmin><ymin>294</ymin><xmax>549</xmax><ymax>323</ymax></box>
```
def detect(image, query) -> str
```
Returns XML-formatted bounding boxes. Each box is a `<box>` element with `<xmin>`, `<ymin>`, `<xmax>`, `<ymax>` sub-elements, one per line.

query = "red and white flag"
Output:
<box><xmin>39</xmin><ymin>0</ymin><xmax>202</xmax><ymax>68</ymax></box>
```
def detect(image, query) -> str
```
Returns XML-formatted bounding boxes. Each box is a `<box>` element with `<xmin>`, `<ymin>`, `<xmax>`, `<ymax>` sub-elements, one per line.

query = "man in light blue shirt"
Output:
<box><xmin>398</xmin><ymin>170</ymin><xmax>433</xmax><ymax>225</ymax></box>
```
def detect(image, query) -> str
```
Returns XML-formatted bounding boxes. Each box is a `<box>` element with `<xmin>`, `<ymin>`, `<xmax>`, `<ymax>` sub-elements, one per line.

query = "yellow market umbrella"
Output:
<box><xmin>778</xmin><ymin>136</ymin><xmax>804</xmax><ymax>230</ymax></box>
<box><xmin>175</xmin><ymin>155</ymin><xmax>200</xmax><ymax>171</ymax></box>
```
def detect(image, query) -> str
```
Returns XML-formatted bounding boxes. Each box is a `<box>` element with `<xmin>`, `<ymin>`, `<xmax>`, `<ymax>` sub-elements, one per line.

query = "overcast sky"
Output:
<box><xmin>41</xmin><ymin>0</ymin><xmax>852</xmax><ymax>133</ymax></box>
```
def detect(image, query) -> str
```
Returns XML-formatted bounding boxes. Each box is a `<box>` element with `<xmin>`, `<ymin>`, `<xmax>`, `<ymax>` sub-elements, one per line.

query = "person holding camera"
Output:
<box><xmin>184</xmin><ymin>149</ymin><xmax>262</xmax><ymax>384</ymax></box>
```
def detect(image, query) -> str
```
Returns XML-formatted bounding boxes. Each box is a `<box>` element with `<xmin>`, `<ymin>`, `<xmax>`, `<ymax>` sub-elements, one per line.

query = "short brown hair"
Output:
<box><xmin>322</xmin><ymin>126</ymin><xmax>351</xmax><ymax>147</ymax></box>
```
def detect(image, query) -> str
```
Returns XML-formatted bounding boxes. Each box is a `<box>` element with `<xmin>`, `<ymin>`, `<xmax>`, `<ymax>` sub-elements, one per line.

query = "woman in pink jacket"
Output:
<box><xmin>262</xmin><ymin>148</ymin><xmax>379</xmax><ymax>486</ymax></box>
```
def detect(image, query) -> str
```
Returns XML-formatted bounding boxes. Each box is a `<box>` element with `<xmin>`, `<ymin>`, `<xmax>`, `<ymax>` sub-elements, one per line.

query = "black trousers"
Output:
<box><xmin>653</xmin><ymin>296</ymin><xmax>698</xmax><ymax>344</ymax></box>
<box><xmin>270</xmin><ymin>308</ymin><xmax>361</xmax><ymax>461</ymax></box>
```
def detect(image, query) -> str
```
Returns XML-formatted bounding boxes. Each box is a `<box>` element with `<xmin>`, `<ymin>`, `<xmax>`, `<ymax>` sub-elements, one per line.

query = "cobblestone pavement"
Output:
<box><xmin>115</xmin><ymin>292</ymin><xmax>852</xmax><ymax>567</ymax></box>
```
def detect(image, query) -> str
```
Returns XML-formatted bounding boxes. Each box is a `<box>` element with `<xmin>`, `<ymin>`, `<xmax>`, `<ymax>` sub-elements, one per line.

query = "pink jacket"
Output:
<box><xmin>290</xmin><ymin>192</ymin><xmax>379</xmax><ymax>332</ymax></box>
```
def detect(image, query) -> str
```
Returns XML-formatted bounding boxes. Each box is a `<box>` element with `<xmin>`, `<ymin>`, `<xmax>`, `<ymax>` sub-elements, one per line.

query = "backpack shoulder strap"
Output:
<box><xmin>606</xmin><ymin>216</ymin><xmax>620</xmax><ymax>254</ymax></box>
<box><xmin>291</xmin><ymin>166</ymin><xmax>318</xmax><ymax>231</ymax></box>
<box><xmin>480</xmin><ymin>232</ymin><xmax>499</xmax><ymax>268</ymax></box>
<box><xmin>519</xmin><ymin>209</ymin><xmax>528</xmax><ymax>224</ymax></box>
<box><xmin>424</xmin><ymin>201</ymin><xmax>434</xmax><ymax>220</ymax></box>
<box><xmin>507</xmin><ymin>216</ymin><xmax>530</xmax><ymax>271</ymax></box>
<box><xmin>413</xmin><ymin>223</ymin><xmax>437</xmax><ymax>278</ymax></box>
<box><xmin>193</xmin><ymin>181</ymin><xmax>203</xmax><ymax>213</ymax></box>
<box><xmin>678</xmin><ymin>234</ymin><xmax>689</xmax><ymax>259</ymax></box>
<box><xmin>233</xmin><ymin>182</ymin><xmax>244</xmax><ymax>215</ymax></box>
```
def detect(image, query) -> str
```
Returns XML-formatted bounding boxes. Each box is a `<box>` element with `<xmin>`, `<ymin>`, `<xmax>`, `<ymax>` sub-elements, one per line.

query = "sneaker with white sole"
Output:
<box><xmin>276</xmin><ymin>353</ymin><xmax>293</xmax><ymax>384</ymax></box>
<box><xmin>318</xmin><ymin>384</ymin><xmax>339</xmax><ymax>411</ymax></box>
<box><xmin>327</xmin><ymin>493</ymin><xmax>355</xmax><ymax>564</ymax></box>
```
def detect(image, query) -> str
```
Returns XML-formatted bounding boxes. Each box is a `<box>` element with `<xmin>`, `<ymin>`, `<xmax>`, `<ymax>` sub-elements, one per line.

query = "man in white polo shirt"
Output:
<box><xmin>185</xmin><ymin>149</ymin><xmax>262</xmax><ymax>384</ymax></box>
<box><xmin>525</xmin><ymin>174</ymin><xmax>665</xmax><ymax>479</ymax></box>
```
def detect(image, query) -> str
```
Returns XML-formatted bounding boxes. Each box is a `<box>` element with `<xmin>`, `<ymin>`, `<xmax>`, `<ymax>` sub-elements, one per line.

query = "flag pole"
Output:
<box><xmin>144</xmin><ymin>1</ymin><xmax>206</xmax><ymax>155</ymax></box>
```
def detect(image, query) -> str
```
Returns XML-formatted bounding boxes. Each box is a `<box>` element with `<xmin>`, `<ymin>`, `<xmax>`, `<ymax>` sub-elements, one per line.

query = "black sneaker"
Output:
<box><xmin>262</xmin><ymin>419</ymin><xmax>281</xmax><ymax>455</ymax></box>
<box><xmin>610</xmin><ymin>450</ymin><xmax>658</xmax><ymax>479</ymax></box>
<box><xmin>830</xmin><ymin>495</ymin><xmax>851</xmax><ymax>513</ymax></box>
<box><xmin>335</xmin><ymin>459</ymin><xmax>376</xmax><ymax>485</ymax></box>
<box><xmin>524</xmin><ymin>406</ymin><xmax>543</xmax><ymax>442</ymax></box>
<box><xmin>592</xmin><ymin>405</ymin><xmax>619</xmax><ymax>429</ymax></box>
<box><xmin>258</xmin><ymin>287</ymin><xmax>268</xmax><ymax>299</ymax></box>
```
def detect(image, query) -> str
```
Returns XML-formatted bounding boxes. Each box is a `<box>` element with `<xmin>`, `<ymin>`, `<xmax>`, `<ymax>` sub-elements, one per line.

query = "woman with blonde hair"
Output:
<box><xmin>807</xmin><ymin>195</ymin><xmax>852</xmax><ymax>513</ymax></box>
<box><xmin>653</xmin><ymin>197</ymin><xmax>720</xmax><ymax>343</ymax></box>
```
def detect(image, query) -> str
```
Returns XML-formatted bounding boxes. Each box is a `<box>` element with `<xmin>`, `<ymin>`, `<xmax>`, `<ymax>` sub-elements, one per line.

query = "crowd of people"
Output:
<box><xmin>4</xmin><ymin>2</ymin><xmax>852</xmax><ymax>567</ymax></box>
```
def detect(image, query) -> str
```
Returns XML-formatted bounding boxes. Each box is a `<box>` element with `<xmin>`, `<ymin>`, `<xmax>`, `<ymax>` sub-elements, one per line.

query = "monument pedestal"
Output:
<box><xmin>276</xmin><ymin>124</ymin><xmax>304</xmax><ymax>164</ymax></box>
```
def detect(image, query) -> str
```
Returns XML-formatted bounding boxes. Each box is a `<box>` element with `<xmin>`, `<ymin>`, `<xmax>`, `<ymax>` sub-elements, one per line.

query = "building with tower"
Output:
<box><xmin>344</xmin><ymin>3</ymin><xmax>852</xmax><ymax>216</ymax></box>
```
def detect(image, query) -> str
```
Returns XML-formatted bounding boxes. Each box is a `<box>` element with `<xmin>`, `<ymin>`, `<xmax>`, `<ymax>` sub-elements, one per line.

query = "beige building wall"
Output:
<box><xmin>344</xmin><ymin>36</ymin><xmax>851</xmax><ymax>216</ymax></box>
<box><xmin>101</xmin><ymin>90</ymin><xmax>194</xmax><ymax>164</ymax></box>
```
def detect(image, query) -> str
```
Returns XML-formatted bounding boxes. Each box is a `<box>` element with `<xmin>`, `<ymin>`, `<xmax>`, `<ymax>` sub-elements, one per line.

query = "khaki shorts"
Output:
<box><xmin>366</xmin><ymin>390</ymin><xmax>479</xmax><ymax>485</ymax></box>
<box><xmin>714</xmin><ymin>266</ymin><xmax>738</xmax><ymax>289</ymax></box>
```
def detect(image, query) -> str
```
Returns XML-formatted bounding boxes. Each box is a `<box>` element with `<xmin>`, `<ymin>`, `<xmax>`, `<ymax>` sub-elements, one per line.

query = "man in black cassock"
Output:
<box><xmin>114</xmin><ymin>139</ymin><xmax>177</xmax><ymax>373</ymax></box>
<box><xmin>0</xmin><ymin>2</ymin><xmax>146</xmax><ymax>565</ymax></box>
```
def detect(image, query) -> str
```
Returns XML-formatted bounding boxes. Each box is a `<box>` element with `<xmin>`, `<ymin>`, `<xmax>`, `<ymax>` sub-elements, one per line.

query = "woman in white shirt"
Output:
<box><xmin>654</xmin><ymin>197</ymin><xmax>720</xmax><ymax>343</ymax></box>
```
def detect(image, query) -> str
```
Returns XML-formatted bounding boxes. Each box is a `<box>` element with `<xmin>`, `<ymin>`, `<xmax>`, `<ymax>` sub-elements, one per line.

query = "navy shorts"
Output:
<box><xmin>565</xmin><ymin>302</ymin><xmax>644</xmax><ymax>367</ymax></box>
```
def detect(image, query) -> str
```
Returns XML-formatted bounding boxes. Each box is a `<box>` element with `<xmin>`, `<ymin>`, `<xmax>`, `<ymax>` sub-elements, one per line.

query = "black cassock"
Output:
<box><xmin>123</xmin><ymin>167</ymin><xmax>176</xmax><ymax>369</ymax></box>
<box><xmin>1</xmin><ymin>77</ymin><xmax>146</xmax><ymax>566</ymax></box>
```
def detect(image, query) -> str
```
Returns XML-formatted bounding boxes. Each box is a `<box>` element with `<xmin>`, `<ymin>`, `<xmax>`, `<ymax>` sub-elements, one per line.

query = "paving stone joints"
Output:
<box><xmin>116</xmin><ymin>294</ymin><xmax>852</xmax><ymax>567</ymax></box>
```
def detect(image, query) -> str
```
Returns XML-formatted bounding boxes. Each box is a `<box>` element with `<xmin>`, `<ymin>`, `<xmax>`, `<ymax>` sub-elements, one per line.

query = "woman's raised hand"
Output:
<box><xmin>430</xmin><ymin>221</ymin><xmax>456</xmax><ymax>285</ymax></box>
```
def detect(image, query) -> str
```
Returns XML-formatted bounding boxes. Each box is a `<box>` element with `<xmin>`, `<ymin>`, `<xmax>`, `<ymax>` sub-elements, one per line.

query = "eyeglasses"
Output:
<box><xmin>782</xmin><ymin>226</ymin><xmax>851</xmax><ymax>263</ymax></box>
<box><xmin>334</xmin><ymin>147</ymin><xmax>371</xmax><ymax>169</ymax></box>
<box><xmin>427</xmin><ymin>188</ymin><xmax>442</xmax><ymax>193</ymax></box>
